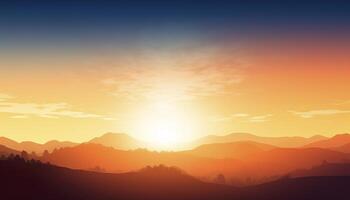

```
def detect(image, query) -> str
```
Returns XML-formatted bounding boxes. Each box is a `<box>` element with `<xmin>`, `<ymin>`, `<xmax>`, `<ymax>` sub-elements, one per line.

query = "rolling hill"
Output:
<box><xmin>1</xmin><ymin>158</ymin><xmax>350</xmax><ymax>200</ymax></box>
<box><xmin>291</xmin><ymin>162</ymin><xmax>350</xmax><ymax>177</ymax></box>
<box><xmin>304</xmin><ymin>133</ymin><xmax>350</xmax><ymax>149</ymax></box>
<box><xmin>41</xmin><ymin>143</ymin><xmax>243</xmax><ymax>177</ymax></box>
<box><xmin>194</xmin><ymin>132</ymin><xmax>326</xmax><ymax>148</ymax></box>
<box><xmin>0</xmin><ymin>136</ymin><xmax>77</xmax><ymax>154</ymax></box>
<box><xmin>0</xmin><ymin>144</ymin><xmax>20</xmax><ymax>156</ymax></box>
<box><xmin>0</xmin><ymin>158</ymin><xmax>237</xmax><ymax>200</ymax></box>
<box><xmin>245</xmin><ymin>147</ymin><xmax>350</xmax><ymax>176</ymax></box>
<box><xmin>333</xmin><ymin>143</ymin><xmax>350</xmax><ymax>153</ymax></box>
<box><xmin>185</xmin><ymin>141</ymin><xmax>276</xmax><ymax>159</ymax></box>
<box><xmin>40</xmin><ymin>143</ymin><xmax>350</xmax><ymax>186</ymax></box>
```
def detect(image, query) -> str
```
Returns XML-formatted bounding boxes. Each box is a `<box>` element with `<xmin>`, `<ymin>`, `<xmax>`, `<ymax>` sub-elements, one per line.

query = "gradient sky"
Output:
<box><xmin>1</xmin><ymin>1</ymin><xmax>350</xmax><ymax>146</ymax></box>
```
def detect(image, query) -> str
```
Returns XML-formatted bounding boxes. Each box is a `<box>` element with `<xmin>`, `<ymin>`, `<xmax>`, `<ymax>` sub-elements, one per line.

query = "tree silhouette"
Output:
<box><xmin>214</xmin><ymin>174</ymin><xmax>226</xmax><ymax>184</ymax></box>
<box><xmin>43</xmin><ymin>150</ymin><xmax>50</xmax><ymax>158</ymax></box>
<box><xmin>21</xmin><ymin>151</ymin><xmax>29</xmax><ymax>160</ymax></box>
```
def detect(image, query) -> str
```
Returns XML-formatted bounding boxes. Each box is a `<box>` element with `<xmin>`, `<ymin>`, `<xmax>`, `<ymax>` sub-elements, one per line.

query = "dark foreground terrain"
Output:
<box><xmin>1</xmin><ymin>158</ymin><xmax>349</xmax><ymax>200</ymax></box>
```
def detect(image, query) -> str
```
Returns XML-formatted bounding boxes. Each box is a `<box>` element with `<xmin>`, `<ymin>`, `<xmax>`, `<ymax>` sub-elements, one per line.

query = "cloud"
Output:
<box><xmin>231</xmin><ymin>113</ymin><xmax>250</xmax><ymax>117</ymax></box>
<box><xmin>0</xmin><ymin>95</ymin><xmax>115</xmax><ymax>120</ymax></box>
<box><xmin>248</xmin><ymin>114</ymin><xmax>273</xmax><ymax>123</ymax></box>
<box><xmin>290</xmin><ymin>109</ymin><xmax>350</xmax><ymax>118</ymax></box>
<box><xmin>10</xmin><ymin>115</ymin><xmax>29</xmax><ymax>119</ymax></box>
<box><xmin>102</xmin><ymin>45</ymin><xmax>246</xmax><ymax>102</ymax></box>
<box><xmin>0</xmin><ymin>93</ymin><xmax>13</xmax><ymax>101</ymax></box>
<box><xmin>332</xmin><ymin>100</ymin><xmax>350</xmax><ymax>105</ymax></box>
<box><xmin>212</xmin><ymin>113</ymin><xmax>272</xmax><ymax>123</ymax></box>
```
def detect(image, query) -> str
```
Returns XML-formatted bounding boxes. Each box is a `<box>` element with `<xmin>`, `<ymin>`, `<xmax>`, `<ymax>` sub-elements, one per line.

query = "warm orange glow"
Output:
<box><xmin>0</xmin><ymin>39</ymin><xmax>350</xmax><ymax>149</ymax></box>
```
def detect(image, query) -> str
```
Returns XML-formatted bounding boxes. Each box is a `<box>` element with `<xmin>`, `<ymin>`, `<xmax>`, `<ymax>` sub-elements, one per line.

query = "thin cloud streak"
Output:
<box><xmin>290</xmin><ymin>109</ymin><xmax>350</xmax><ymax>118</ymax></box>
<box><xmin>102</xmin><ymin>45</ymin><xmax>247</xmax><ymax>102</ymax></box>
<box><xmin>0</xmin><ymin>94</ymin><xmax>115</xmax><ymax>120</ymax></box>
<box><xmin>212</xmin><ymin>113</ymin><xmax>273</xmax><ymax>123</ymax></box>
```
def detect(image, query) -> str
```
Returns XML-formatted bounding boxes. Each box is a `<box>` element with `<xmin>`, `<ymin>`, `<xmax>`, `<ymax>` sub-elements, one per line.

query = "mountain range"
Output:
<box><xmin>1</xmin><ymin>132</ymin><xmax>350</xmax><ymax>186</ymax></box>
<box><xmin>0</xmin><ymin>136</ymin><xmax>77</xmax><ymax>154</ymax></box>
<box><xmin>194</xmin><ymin>132</ymin><xmax>327</xmax><ymax>148</ymax></box>
<box><xmin>2</xmin><ymin>131</ymin><xmax>350</xmax><ymax>156</ymax></box>
<box><xmin>39</xmin><ymin>142</ymin><xmax>350</xmax><ymax>186</ymax></box>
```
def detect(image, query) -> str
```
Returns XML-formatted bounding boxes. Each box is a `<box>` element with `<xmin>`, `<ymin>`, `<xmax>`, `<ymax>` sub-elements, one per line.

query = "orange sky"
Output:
<box><xmin>1</xmin><ymin>38</ymin><xmax>350</xmax><ymax>147</ymax></box>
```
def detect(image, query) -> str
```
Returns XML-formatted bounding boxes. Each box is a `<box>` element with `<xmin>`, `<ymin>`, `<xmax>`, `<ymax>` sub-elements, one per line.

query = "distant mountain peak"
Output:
<box><xmin>88</xmin><ymin>132</ymin><xmax>145</xmax><ymax>150</ymax></box>
<box><xmin>308</xmin><ymin>135</ymin><xmax>327</xmax><ymax>140</ymax></box>
<box><xmin>305</xmin><ymin>133</ymin><xmax>350</xmax><ymax>149</ymax></box>
<box><xmin>195</xmin><ymin>132</ymin><xmax>328</xmax><ymax>148</ymax></box>
<box><xmin>332</xmin><ymin>133</ymin><xmax>350</xmax><ymax>139</ymax></box>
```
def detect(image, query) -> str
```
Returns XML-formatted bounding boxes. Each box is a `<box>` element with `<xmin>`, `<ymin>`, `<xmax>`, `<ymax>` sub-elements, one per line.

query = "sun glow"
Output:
<box><xmin>133</xmin><ymin>100</ymin><xmax>193</xmax><ymax>150</ymax></box>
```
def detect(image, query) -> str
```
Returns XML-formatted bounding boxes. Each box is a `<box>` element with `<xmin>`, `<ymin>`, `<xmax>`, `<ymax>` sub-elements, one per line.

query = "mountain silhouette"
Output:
<box><xmin>186</xmin><ymin>141</ymin><xmax>276</xmax><ymax>159</ymax></box>
<box><xmin>333</xmin><ymin>143</ymin><xmax>350</xmax><ymax>153</ymax></box>
<box><xmin>0</xmin><ymin>158</ymin><xmax>238</xmax><ymax>200</ymax></box>
<box><xmin>1</xmin><ymin>158</ymin><xmax>350</xmax><ymax>200</ymax></box>
<box><xmin>245</xmin><ymin>147</ymin><xmax>350</xmax><ymax>176</ymax></box>
<box><xmin>0</xmin><ymin>136</ymin><xmax>77</xmax><ymax>154</ymax></box>
<box><xmin>304</xmin><ymin>133</ymin><xmax>350</xmax><ymax>149</ymax></box>
<box><xmin>291</xmin><ymin>162</ymin><xmax>350</xmax><ymax>177</ymax></box>
<box><xmin>40</xmin><ymin>143</ymin><xmax>350</xmax><ymax>186</ymax></box>
<box><xmin>194</xmin><ymin>132</ymin><xmax>327</xmax><ymax>148</ymax></box>
<box><xmin>0</xmin><ymin>144</ymin><xmax>20</xmax><ymax>156</ymax></box>
<box><xmin>40</xmin><ymin>143</ymin><xmax>243</xmax><ymax>177</ymax></box>
<box><xmin>88</xmin><ymin>132</ymin><xmax>145</xmax><ymax>150</ymax></box>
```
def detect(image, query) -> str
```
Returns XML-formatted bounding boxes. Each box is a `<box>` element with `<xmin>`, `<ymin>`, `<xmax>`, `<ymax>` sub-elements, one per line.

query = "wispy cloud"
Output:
<box><xmin>102</xmin><ymin>45</ymin><xmax>247</xmax><ymax>102</ymax></box>
<box><xmin>10</xmin><ymin>115</ymin><xmax>29</xmax><ymax>119</ymax></box>
<box><xmin>248</xmin><ymin>114</ymin><xmax>273</xmax><ymax>123</ymax></box>
<box><xmin>0</xmin><ymin>93</ymin><xmax>13</xmax><ymax>101</ymax></box>
<box><xmin>290</xmin><ymin>109</ymin><xmax>350</xmax><ymax>118</ymax></box>
<box><xmin>211</xmin><ymin>113</ymin><xmax>273</xmax><ymax>123</ymax></box>
<box><xmin>0</xmin><ymin>94</ymin><xmax>115</xmax><ymax>120</ymax></box>
<box><xmin>332</xmin><ymin>100</ymin><xmax>350</xmax><ymax>105</ymax></box>
<box><xmin>231</xmin><ymin>113</ymin><xmax>250</xmax><ymax>117</ymax></box>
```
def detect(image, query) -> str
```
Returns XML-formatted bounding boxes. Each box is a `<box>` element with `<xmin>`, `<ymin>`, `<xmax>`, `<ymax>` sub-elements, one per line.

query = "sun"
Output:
<box><xmin>132</xmin><ymin>100</ymin><xmax>191</xmax><ymax>150</ymax></box>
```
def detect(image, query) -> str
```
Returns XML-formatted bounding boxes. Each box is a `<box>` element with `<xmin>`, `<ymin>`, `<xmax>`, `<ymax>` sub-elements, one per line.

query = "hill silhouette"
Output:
<box><xmin>1</xmin><ymin>158</ymin><xmax>350</xmax><ymax>200</ymax></box>
<box><xmin>185</xmin><ymin>141</ymin><xmax>276</xmax><ymax>159</ymax></box>
<box><xmin>0</xmin><ymin>158</ymin><xmax>238</xmax><ymax>200</ymax></box>
<box><xmin>241</xmin><ymin>176</ymin><xmax>350</xmax><ymax>200</ymax></box>
<box><xmin>291</xmin><ymin>162</ymin><xmax>350</xmax><ymax>177</ymax></box>
<box><xmin>40</xmin><ymin>143</ymin><xmax>350</xmax><ymax>186</ymax></box>
<box><xmin>0</xmin><ymin>136</ymin><xmax>77</xmax><ymax>154</ymax></box>
<box><xmin>88</xmin><ymin>132</ymin><xmax>146</xmax><ymax>150</ymax></box>
<box><xmin>0</xmin><ymin>144</ymin><xmax>20</xmax><ymax>156</ymax></box>
<box><xmin>245</xmin><ymin>147</ymin><xmax>350</xmax><ymax>177</ymax></box>
<box><xmin>195</xmin><ymin>133</ymin><xmax>326</xmax><ymax>148</ymax></box>
<box><xmin>41</xmin><ymin>143</ymin><xmax>243</xmax><ymax>177</ymax></box>
<box><xmin>333</xmin><ymin>143</ymin><xmax>350</xmax><ymax>153</ymax></box>
<box><xmin>305</xmin><ymin>133</ymin><xmax>350</xmax><ymax>149</ymax></box>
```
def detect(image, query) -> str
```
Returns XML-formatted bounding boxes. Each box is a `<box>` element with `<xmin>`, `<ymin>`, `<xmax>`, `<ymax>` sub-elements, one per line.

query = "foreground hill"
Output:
<box><xmin>241</xmin><ymin>176</ymin><xmax>350</xmax><ymax>200</ymax></box>
<box><xmin>0</xmin><ymin>136</ymin><xmax>77</xmax><ymax>154</ymax></box>
<box><xmin>0</xmin><ymin>159</ymin><xmax>237</xmax><ymax>200</ymax></box>
<box><xmin>1</xmin><ymin>159</ymin><xmax>350</xmax><ymax>200</ymax></box>
<box><xmin>195</xmin><ymin>133</ymin><xmax>326</xmax><ymax>148</ymax></box>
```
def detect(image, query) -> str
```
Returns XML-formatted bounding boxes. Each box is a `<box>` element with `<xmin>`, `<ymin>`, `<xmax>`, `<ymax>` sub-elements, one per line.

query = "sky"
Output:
<box><xmin>0</xmin><ymin>1</ymin><xmax>350</xmax><ymax>147</ymax></box>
